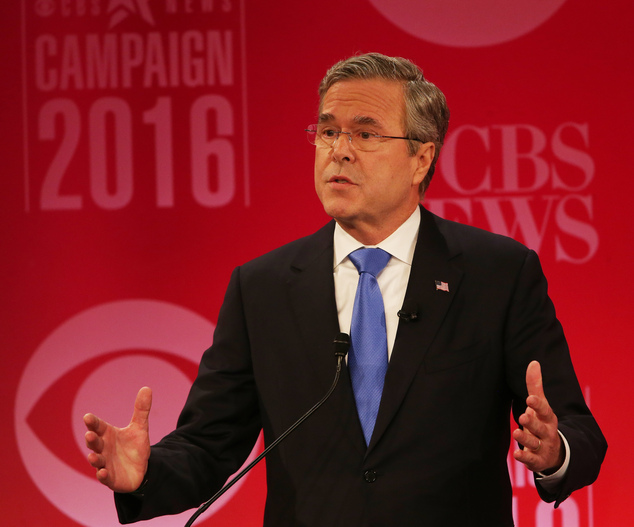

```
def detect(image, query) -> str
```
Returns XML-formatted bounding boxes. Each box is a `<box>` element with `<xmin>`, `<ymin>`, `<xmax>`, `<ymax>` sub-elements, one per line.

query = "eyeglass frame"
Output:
<box><xmin>305</xmin><ymin>124</ymin><xmax>422</xmax><ymax>151</ymax></box>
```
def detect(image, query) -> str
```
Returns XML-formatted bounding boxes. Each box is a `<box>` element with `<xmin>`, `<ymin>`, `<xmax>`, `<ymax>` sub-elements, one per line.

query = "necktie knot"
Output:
<box><xmin>349</xmin><ymin>248</ymin><xmax>391</xmax><ymax>278</ymax></box>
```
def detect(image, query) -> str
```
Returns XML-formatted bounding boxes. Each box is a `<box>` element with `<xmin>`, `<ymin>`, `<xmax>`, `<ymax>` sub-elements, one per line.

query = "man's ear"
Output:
<box><xmin>413</xmin><ymin>141</ymin><xmax>435</xmax><ymax>187</ymax></box>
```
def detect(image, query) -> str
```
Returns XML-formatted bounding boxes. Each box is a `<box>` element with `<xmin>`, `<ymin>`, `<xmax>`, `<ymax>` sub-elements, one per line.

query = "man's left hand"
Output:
<box><xmin>513</xmin><ymin>360</ymin><xmax>565</xmax><ymax>474</ymax></box>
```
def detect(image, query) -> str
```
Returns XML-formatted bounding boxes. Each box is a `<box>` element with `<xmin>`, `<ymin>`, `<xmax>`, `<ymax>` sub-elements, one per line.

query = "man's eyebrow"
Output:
<box><xmin>318</xmin><ymin>113</ymin><xmax>335</xmax><ymax>123</ymax></box>
<box><xmin>317</xmin><ymin>114</ymin><xmax>382</xmax><ymax>126</ymax></box>
<box><xmin>353</xmin><ymin>115</ymin><xmax>381</xmax><ymax>127</ymax></box>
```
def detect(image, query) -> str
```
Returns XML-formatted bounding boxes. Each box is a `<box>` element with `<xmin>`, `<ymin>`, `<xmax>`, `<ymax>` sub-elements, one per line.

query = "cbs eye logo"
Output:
<box><xmin>369</xmin><ymin>0</ymin><xmax>568</xmax><ymax>47</ymax></box>
<box><xmin>15</xmin><ymin>299</ymin><xmax>260</xmax><ymax>526</ymax></box>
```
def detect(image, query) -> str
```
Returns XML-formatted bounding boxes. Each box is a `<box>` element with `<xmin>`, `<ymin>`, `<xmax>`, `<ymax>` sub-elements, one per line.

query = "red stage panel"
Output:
<box><xmin>1</xmin><ymin>1</ymin><xmax>630</xmax><ymax>525</ymax></box>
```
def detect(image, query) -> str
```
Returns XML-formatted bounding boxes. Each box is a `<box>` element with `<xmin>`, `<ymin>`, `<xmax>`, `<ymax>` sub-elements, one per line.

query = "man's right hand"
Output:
<box><xmin>84</xmin><ymin>386</ymin><xmax>152</xmax><ymax>493</ymax></box>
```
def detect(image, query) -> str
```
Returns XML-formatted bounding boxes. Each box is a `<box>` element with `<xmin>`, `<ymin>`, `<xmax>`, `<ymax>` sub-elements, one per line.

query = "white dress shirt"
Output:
<box><xmin>333</xmin><ymin>207</ymin><xmax>420</xmax><ymax>359</ymax></box>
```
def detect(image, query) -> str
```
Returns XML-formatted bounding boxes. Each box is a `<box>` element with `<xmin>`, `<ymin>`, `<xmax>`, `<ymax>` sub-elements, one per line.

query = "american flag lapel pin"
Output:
<box><xmin>435</xmin><ymin>280</ymin><xmax>449</xmax><ymax>293</ymax></box>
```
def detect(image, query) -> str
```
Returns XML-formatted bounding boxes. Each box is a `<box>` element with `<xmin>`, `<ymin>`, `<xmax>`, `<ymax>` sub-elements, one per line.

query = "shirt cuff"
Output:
<box><xmin>535</xmin><ymin>430</ymin><xmax>570</xmax><ymax>492</ymax></box>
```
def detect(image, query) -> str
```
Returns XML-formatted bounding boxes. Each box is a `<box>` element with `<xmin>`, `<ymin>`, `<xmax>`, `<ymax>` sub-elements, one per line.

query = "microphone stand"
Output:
<box><xmin>184</xmin><ymin>333</ymin><xmax>350</xmax><ymax>527</ymax></box>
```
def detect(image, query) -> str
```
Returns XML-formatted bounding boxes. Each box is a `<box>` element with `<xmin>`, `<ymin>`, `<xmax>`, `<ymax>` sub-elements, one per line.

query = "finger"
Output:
<box><xmin>526</xmin><ymin>392</ymin><xmax>553</xmax><ymax>420</ymax></box>
<box><xmin>83</xmin><ymin>413</ymin><xmax>99</xmax><ymax>432</ymax></box>
<box><xmin>513</xmin><ymin>427</ymin><xmax>541</xmax><ymax>452</ymax></box>
<box><xmin>83</xmin><ymin>412</ymin><xmax>110</xmax><ymax>436</ymax></box>
<box><xmin>525</xmin><ymin>360</ymin><xmax>545</xmax><ymax>399</ymax></box>
<box><xmin>95</xmin><ymin>468</ymin><xmax>110</xmax><ymax>484</ymax></box>
<box><xmin>512</xmin><ymin>426</ymin><xmax>547</xmax><ymax>473</ymax></box>
<box><xmin>84</xmin><ymin>430</ymin><xmax>104</xmax><ymax>452</ymax></box>
<box><xmin>513</xmin><ymin>446</ymin><xmax>540</xmax><ymax>470</ymax></box>
<box><xmin>519</xmin><ymin>407</ymin><xmax>554</xmax><ymax>442</ymax></box>
<box><xmin>130</xmin><ymin>386</ymin><xmax>152</xmax><ymax>428</ymax></box>
<box><xmin>87</xmin><ymin>451</ymin><xmax>105</xmax><ymax>469</ymax></box>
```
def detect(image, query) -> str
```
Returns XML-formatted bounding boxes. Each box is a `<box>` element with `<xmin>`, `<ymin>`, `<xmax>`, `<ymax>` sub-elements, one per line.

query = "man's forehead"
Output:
<box><xmin>319</xmin><ymin>79</ymin><xmax>405</xmax><ymax>127</ymax></box>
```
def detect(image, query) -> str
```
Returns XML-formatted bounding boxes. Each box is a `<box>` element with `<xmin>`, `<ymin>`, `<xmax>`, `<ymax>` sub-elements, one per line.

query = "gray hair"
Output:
<box><xmin>318</xmin><ymin>53</ymin><xmax>450</xmax><ymax>195</ymax></box>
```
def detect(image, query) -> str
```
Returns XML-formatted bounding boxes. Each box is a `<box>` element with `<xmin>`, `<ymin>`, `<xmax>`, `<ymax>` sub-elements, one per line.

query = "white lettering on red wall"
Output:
<box><xmin>428</xmin><ymin>123</ymin><xmax>598</xmax><ymax>263</ymax></box>
<box><xmin>24</xmin><ymin>0</ymin><xmax>248</xmax><ymax>212</ymax></box>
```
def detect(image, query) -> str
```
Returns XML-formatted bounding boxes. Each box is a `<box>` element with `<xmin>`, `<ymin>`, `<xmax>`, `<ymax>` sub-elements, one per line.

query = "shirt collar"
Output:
<box><xmin>333</xmin><ymin>207</ymin><xmax>420</xmax><ymax>268</ymax></box>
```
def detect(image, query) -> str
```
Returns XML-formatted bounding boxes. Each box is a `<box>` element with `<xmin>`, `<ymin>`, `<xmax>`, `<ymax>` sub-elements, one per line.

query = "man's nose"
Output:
<box><xmin>332</xmin><ymin>132</ymin><xmax>355</xmax><ymax>162</ymax></box>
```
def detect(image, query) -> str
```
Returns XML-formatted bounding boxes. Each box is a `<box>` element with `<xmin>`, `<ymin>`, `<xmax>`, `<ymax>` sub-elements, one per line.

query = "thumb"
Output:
<box><xmin>130</xmin><ymin>386</ymin><xmax>152</xmax><ymax>429</ymax></box>
<box><xmin>525</xmin><ymin>360</ymin><xmax>545</xmax><ymax>399</ymax></box>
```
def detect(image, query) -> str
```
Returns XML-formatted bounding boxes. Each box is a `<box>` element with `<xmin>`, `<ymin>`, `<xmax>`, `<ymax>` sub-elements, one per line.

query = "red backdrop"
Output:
<box><xmin>2</xmin><ymin>1</ymin><xmax>631</xmax><ymax>525</ymax></box>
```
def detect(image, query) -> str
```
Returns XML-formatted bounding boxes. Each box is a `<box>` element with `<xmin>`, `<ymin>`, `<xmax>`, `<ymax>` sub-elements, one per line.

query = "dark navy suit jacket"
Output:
<box><xmin>115</xmin><ymin>206</ymin><xmax>606</xmax><ymax>526</ymax></box>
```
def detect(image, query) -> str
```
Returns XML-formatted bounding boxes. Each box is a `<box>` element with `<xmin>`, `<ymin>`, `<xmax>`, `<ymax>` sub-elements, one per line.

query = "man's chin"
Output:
<box><xmin>322</xmin><ymin>204</ymin><xmax>356</xmax><ymax>224</ymax></box>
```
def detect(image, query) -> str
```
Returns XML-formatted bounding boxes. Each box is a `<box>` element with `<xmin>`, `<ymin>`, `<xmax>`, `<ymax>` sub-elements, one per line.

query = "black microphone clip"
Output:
<box><xmin>397</xmin><ymin>300</ymin><xmax>419</xmax><ymax>322</ymax></box>
<box><xmin>333</xmin><ymin>332</ymin><xmax>351</xmax><ymax>358</ymax></box>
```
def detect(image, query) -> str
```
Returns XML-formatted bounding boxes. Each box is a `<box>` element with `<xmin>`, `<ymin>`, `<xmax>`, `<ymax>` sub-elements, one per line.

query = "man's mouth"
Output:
<box><xmin>328</xmin><ymin>175</ymin><xmax>353</xmax><ymax>184</ymax></box>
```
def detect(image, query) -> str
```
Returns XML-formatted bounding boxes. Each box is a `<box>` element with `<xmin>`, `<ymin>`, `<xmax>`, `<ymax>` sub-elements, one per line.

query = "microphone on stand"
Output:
<box><xmin>184</xmin><ymin>332</ymin><xmax>351</xmax><ymax>527</ymax></box>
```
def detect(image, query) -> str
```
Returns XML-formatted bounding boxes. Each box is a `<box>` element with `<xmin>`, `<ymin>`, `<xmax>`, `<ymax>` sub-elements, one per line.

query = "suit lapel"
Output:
<box><xmin>368</xmin><ymin>207</ymin><xmax>464</xmax><ymax>453</ymax></box>
<box><xmin>286</xmin><ymin>221</ymin><xmax>367</xmax><ymax>455</ymax></box>
<box><xmin>287</xmin><ymin>222</ymin><xmax>339</xmax><ymax>369</ymax></box>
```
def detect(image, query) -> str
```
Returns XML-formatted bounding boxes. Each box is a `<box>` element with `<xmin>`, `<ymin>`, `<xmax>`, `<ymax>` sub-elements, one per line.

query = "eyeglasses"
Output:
<box><xmin>305</xmin><ymin>124</ymin><xmax>420</xmax><ymax>152</ymax></box>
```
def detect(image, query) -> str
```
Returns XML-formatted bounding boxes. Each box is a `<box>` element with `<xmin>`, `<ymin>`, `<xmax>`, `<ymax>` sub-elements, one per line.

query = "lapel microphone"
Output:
<box><xmin>397</xmin><ymin>300</ymin><xmax>419</xmax><ymax>322</ymax></box>
<box><xmin>184</xmin><ymin>333</ymin><xmax>351</xmax><ymax>527</ymax></box>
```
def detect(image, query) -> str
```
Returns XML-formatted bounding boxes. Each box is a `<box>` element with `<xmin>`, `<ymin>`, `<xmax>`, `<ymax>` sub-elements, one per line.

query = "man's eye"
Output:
<box><xmin>358</xmin><ymin>131</ymin><xmax>375</xmax><ymax>140</ymax></box>
<box><xmin>322</xmin><ymin>129</ymin><xmax>338</xmax><ymax>138</ymax></box>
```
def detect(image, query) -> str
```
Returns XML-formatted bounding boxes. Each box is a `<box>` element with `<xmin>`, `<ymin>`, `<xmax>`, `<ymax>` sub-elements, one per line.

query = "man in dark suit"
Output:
<box><xmin>84</xmin><ymin>53</ymin><xmax>606</xmax><ymax>526</ymax></box>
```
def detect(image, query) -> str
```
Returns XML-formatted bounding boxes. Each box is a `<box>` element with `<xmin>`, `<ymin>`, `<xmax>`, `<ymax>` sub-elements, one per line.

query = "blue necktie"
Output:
<box><xmin>348</xmin><ymin>248</ymin><xmax>391</xmax><ymax>446</ymax></box>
